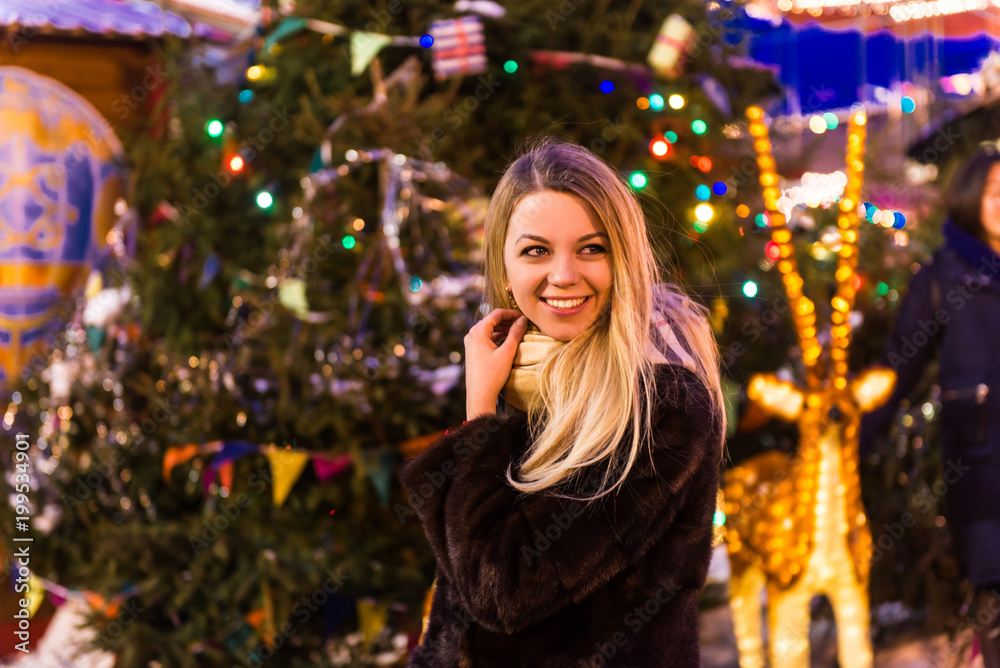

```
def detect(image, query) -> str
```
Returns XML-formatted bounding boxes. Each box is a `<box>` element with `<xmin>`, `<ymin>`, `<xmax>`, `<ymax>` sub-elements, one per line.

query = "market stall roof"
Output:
<box><xmin>742</xmin><ymin>4</ymin><xmax>1000</xmax><ymax>115</ymax></box>
<box><xmin>0</xmin><ymin>0</ymin><xmax>192</xmax><ymax>39</ymax></box>
<box><xmin>907</xmin><ymin>95</ymin><xmax>1000</xmax><ymax>163</ymax></box>
<box><xmin>0</xmin><ymin>0</ymin><xmax>260</xmax><ymax>41</ymax></box>
<box><xmin>160</xmin><ymin>0</ymin><xmax>259</xmax><ymax>38</ymax></box>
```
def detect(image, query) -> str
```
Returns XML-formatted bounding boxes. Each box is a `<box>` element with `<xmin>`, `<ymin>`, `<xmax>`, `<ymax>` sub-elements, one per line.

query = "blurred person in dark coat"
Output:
<box><xmin>861</xmin><ymin>146</ymin><xmax>1000</xmax><ymax>667</ymax></box>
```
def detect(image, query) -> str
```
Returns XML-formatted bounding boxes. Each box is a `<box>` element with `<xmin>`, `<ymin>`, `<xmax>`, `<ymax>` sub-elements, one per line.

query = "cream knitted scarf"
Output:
<box><xmin>502</xmin><ymin>324</ymin><xmax>566</xmax><ymax>413</ymax></box>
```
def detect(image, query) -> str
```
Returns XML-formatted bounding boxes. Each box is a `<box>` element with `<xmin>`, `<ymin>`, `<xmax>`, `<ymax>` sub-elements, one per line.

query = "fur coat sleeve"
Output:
<box><xmin>398</xmin><ymin>363</ymin><xmax>723</xmax><ymax>638</ymax></box>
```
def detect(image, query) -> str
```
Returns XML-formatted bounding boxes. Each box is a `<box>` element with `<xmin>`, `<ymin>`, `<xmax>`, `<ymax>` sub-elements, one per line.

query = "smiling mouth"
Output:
<box><xmin>540</xmin><ymin>296</ymin><xmax>591</xmax><ymax>310</ymax></box>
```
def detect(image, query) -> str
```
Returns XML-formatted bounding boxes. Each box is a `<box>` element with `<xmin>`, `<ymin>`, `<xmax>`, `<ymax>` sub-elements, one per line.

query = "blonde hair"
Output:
<box><xmin>483</xmin><ymin>137</ymin><xmax>725</xmax><ymax>501</ymax></box>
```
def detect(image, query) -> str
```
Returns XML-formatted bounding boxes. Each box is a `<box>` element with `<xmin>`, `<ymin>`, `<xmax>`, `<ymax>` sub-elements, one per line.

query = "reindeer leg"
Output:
<box><xmin>823</xmin><ymin>572</ymin><xmax>873</xmax><ymax>668</ymax></box>
<box><xmin>729</xmin><ymin>566</ymin><xmax>767</xmax><ymax>668</ymax></box>
<box><xmin>768</xmin><ymin>582</ymin><xmax>812</xmax><ymax>668</ymax></box>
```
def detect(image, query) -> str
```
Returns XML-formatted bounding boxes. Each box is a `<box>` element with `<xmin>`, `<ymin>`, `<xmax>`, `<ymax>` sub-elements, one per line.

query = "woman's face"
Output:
<box><xmin>981</xmin><ymin>162</ymin><xmax>1000</xmax><ymax>252</ymax></box>
<box><xmin>503</xmin><ymin>190</ymin><xmax>613</xmax><ymax>341</ymax></box>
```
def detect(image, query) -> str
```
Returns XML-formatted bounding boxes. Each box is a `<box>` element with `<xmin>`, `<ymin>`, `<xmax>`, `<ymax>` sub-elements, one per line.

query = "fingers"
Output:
<box><xmin>493</xmin><ymin>314</ymin><xmax>528</xmax><ymax>342</ymax></box>
<box><xmin>500</xmin><ymin>315</ymin><xmax>528</xmax><ymax>350</ymax></box>
<box><xmin>484</xmin><ymin>308</ymin><xmax>522</xmax><ymax>325</ymax></box>
<box><xmin>475</xmin><ymin>308</ymin><xmax>523</xmax><ymax>335</ymax></box>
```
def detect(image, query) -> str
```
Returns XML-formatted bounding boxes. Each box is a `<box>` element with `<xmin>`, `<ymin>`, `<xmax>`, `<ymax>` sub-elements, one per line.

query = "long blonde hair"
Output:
<box><xmin>482</xmin><ymin>137</ymin><xmax>725</xmax><ymax>501</ymax></box>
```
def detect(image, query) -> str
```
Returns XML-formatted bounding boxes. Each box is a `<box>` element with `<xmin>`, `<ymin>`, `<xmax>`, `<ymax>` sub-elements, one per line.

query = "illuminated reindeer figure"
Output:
<box><xmin>722</xmin><ymin>107</ymin><xmax>897</xmax><ymax>668</ymax></box>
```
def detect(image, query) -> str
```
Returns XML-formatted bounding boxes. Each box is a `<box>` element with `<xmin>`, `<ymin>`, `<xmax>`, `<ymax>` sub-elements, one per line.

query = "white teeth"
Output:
<box><xmin>545</xmin><ymin>297</ymin><xmax>588</xmax><ymax>310</ymax></box>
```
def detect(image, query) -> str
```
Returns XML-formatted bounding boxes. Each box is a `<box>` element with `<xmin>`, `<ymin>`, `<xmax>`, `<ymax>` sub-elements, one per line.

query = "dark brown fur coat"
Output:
<box><xmin>399</xmin><ymin>364</ymin><xmax>723</xmax><ymax>667</ymax></box>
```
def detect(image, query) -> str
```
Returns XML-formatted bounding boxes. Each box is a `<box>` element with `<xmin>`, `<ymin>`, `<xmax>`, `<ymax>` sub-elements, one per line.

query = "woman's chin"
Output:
<box><xmin>533</xmin><ymin>320</ymin><xmax>593</xmax><ymax>342</ymax></box>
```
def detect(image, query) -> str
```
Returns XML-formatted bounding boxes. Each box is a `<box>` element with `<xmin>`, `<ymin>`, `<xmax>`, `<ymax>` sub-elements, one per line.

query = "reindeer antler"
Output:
<box><xmin>829</xmin><ymin>111</ymin><xmax>867</xmax><ymax>390</ymax></box>
<box><xmin>746</xmin><ymin>107</ymin><xmax>821</xmax><ymax>389</ymax></box>
<box><xmin>745</xmin><ymin>107</ymin><xmax>867</xmax><ymax>389</ymax></box>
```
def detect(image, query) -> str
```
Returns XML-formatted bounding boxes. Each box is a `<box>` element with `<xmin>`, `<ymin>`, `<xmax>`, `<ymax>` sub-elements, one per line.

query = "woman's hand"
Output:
<box><xmin>464</xmin><ymin>309</ymin><xmax>528</xmax><ymax>419</ymax></box>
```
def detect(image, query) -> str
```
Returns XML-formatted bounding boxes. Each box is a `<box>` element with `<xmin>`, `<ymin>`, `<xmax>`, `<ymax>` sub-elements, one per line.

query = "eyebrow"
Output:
<box><xmin>516</xmin><ymin>232</ymin><xmax>610</xmax><ymax>244</ymax></box>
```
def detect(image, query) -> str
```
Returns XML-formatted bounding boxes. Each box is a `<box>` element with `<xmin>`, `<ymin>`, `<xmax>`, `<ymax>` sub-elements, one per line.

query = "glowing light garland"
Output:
<box><xmin>768</xmin><ymin>0</ymin><xmax>1000</xmax><ymax>22</ymax></box>
<box><xmin>777</xmin><ymin>171</ymin><xmax>848</xmax><ymax>214</ymax></box>
<box><xmin>889</xmin><ymin>0</ymin><xmax>997</xmax><ymax>22</ymax></box>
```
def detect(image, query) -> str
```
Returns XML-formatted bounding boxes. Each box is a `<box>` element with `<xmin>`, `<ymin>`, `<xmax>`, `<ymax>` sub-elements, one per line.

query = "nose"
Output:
<box><xmin>548</xmin><ymin>253</ymin><xmax>580</xmax><ymax>286</ymax></box>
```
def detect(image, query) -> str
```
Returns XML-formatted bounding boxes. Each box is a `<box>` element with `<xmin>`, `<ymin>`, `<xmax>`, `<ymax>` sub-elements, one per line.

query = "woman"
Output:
<box><xmin>861</xmin><ymin>146</ymin><xmax>1000</xmax><ymax>666</ymax></box>
<box><xmin>400</xmin><ymin>138</ymin><xmax>726</xmax><ymax>667</ymax></box>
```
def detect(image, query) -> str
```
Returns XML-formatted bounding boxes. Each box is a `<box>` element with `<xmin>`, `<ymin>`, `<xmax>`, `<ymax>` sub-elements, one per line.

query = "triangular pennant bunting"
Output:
<box><xmin>313</xmin><ymin>453</ymin><xmax>353</xmax><ymax>482</ymax></box>
<box><xmin>264</xmin><ymin>447</ymin><xmax>311</xmax><ymax>507</ymax></box>
<box><xmin>351</xmin><ymin>31</ymin><xmax>393</xmax><ymax>76</ymax></box>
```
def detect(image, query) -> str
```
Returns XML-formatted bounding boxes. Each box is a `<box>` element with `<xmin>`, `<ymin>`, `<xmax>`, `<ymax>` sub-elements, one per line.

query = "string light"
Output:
<box><xmin>694</xmin><ymin>202</ymin><xmax>714</xmax><ymax>222</ymax></box>
<box><xmin>695</xmin><ymin>184</ymin><xmax>711</xmax><ymax>201</ymax></box>
<box><xmin>692</xmin><ymin>119</ymin><xmax>708</xmax><ymax>135</ymax></box>
<box><xmin>206</xmin><ymin>119</ymin><xmax>224</xmax><ymax>138</ymax></box>
<box><xmin>668</xmin><ymin>94</ymin><xmax>685</xmax><ymax>109</ymax></box>
<box><xmin>228</xmin><ymin>155</ymin><xmax>245</xmax><ymax>173</ymax></box>
<box><xmin>778</xmin><ymin>171</ymin><xmax>848</xmax><ymax>214</ymax></box>
<box><xmin>889</xmin><ymin>0</ymin><xmax>987</xmax><ymax>24</ymax></box>
<box><xmin>649</xmin><ymin>94</ymin><xmax>665</xmax><ymax>110</ymax></box>
<box><xmin>859</xmin><ymin>202</ymin><xmax>906</xmax><ymax>228</ymax></box>
<box><xmin>742</xmin><ymin>280</ymin><xmax>758</xmax><ymax>298</ymax></box>
<box><xmin>629</xmin><ymin>172</ymin><xmax>647</xmax><ymax>189</ymax></box>
<box><xmin>649</xmin><ymin>138</ymin><xmax>670</xmax><ymax>158</ymax></box>
<box><xmin>256</xmin><ymin>191</ymin><xmax>273</xmax><ymax>209</ymax></box>
<box><xmin>946</xmin><ymin>73</ymin><xmax>975</xmax><ymax>96</ymax></box>
<box><xmin>503</xmin><ymin>60</ymin><xmax>518</xmax><ymax>74</ymax></box>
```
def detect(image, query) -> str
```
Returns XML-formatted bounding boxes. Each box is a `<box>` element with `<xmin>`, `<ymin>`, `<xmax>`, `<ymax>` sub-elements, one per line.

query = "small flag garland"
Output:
<box><xmin>260</xmin><ymin>9</ymin><xmax>697</xmax><ymax>83</ymax></box>
<box><xmin>163</xmin><ymin>430</ymin><xmax>446</xmax><ymax>507</ymax></box>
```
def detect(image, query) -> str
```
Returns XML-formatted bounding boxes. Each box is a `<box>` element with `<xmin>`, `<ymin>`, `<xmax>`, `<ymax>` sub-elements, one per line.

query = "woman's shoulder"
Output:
<box><xmin>649</xmin><ymin>363</ymin><xmax>718</xmax><ymax>431</ymax></box>
<box><xmin>651</xmin><ymin>362</ymin><xmax>709</xmax><ymax>399</ymax></box>
<box><xmin>636</xmin><ymin>364</ymin><xmax>724</xmax><ymax>476</ymax></box>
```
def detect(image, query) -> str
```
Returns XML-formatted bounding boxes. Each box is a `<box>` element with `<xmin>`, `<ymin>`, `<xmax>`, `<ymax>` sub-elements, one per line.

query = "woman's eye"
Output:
<box><xmin>521</xmin><ymin>245</ymin><xmax>607</xmax><ymax>256</ymax></box>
